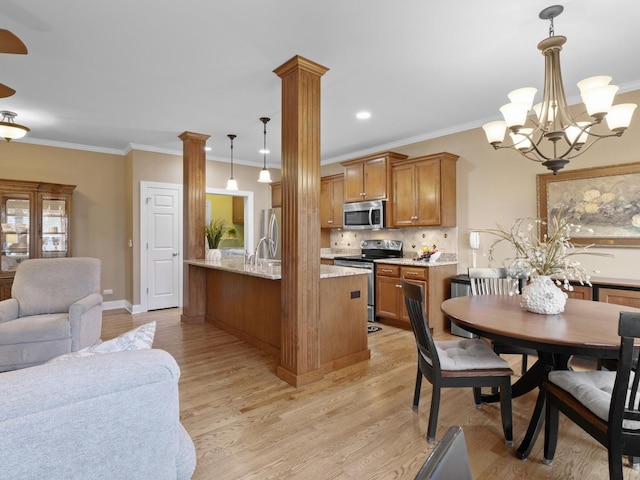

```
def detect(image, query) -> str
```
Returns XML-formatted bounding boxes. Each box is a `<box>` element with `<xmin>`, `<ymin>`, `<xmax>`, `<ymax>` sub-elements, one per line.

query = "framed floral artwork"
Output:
<box><xmin>537</xmin><ymin>162</ymin><xmax>640</xmax><ymax>247</ymax></box>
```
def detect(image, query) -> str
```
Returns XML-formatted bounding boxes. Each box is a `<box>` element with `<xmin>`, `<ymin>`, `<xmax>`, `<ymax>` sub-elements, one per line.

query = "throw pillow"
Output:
<box><xmin>48</xmin><ymin>321</ymin><xmax>156</xmax><ymax>362</ymax></box>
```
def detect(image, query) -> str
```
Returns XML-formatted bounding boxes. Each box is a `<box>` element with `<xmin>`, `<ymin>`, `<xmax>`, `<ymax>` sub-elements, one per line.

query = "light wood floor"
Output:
<box><xmin>103</xmin><ymin>308</ymin><xmax>640</xmax><ymax>480</ymax></box>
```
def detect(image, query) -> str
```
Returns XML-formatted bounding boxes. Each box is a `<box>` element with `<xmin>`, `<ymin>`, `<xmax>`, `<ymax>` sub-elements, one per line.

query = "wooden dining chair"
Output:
<box><xmin>401</xmin><ymin>279</ymin><xmax>514</xmax><ymax>444</ymax></box>
<box><xmin>413</xmin><ymin>426</ymin><xmax>473</xmax><ymax>480</ymax></box>
<box><xmin>468</xmin><ymin>267</ymin><xmax>535</xmax><ymax>376</ymax></box>
<box><xmin>543</xmin><ymin>311</ymin><xmax>640</xmax><ymax>479</ymax></box>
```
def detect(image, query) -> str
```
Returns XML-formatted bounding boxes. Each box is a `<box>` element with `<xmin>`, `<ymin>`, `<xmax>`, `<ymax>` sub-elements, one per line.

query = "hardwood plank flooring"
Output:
<box><xmin>102</xmin><ymin>308</ymin><xmax>640</xmax><ymax>479</ymax></box>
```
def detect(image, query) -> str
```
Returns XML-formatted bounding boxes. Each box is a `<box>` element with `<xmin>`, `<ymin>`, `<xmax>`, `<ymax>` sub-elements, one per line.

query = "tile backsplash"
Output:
<box><xmin>329</xmin><ymin>227</ymin><xmax>458</xmax><ymax>261</ymax></box>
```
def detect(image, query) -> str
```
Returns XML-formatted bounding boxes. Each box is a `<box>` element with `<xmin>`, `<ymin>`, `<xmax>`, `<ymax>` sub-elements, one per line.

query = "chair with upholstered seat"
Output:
<box><xmin>402</xmin><ymin>279</ymin><xmax>513</xmax><ymax>444</ymax></box>
<box><xmin>543</xmin><ymin>311</ymin><xmax>640</xmax><ymax>479</ymax></box>
<box><xmin>414</xmin><ymin>426</ymin><xmax>473</xmax><ymax>480</ymax></box>
<box><xmin>0</xmin><ymin>257</ymin><xmax>103</xmax><ymax>371</ymax></box>
<box><xmin>468</xmin><ymin>267</ymin><xmax>535</xmax><ymax>376</ymax></box>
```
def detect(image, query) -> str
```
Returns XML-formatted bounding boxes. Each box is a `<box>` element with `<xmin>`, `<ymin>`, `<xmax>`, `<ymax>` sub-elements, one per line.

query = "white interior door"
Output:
<box><xmin>145</xmin><ymin>184</ymin><xmax>181</xmax><ymax>310</ymax></box>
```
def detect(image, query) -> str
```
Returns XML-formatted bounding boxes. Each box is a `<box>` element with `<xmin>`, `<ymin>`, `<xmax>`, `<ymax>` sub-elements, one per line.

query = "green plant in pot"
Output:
<box><xmin>204</xmin><ymin>219</ymin><xmax>236</xmax><ymax>260</ymax></box>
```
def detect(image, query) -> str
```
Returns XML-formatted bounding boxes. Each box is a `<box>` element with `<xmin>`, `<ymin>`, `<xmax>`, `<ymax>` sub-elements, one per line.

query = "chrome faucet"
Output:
<box><xmin>252</xmin><ymin>236</ymin><xmax>274</xmax><ymax>266</ymax></box>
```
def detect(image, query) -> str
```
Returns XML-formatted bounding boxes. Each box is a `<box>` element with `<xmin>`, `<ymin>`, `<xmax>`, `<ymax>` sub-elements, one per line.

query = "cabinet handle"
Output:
<box><xmin>328</xmin><ymin>220</ymin><xmax>333</xmax><ymax>224</ymax></box>
<box><xmin>405</xmin><ymin>271</ymin><xmax>418</xmax><ymax>276</ymax></box>
<box><xmin>380</xmin><ymin>269</ymin><xmax>393</xmax><ymax>273</ymax></box>
<box><xmin>396</xmin><ymin>284</ymin><xmax>402</xmax><ymax>288</ymax></box>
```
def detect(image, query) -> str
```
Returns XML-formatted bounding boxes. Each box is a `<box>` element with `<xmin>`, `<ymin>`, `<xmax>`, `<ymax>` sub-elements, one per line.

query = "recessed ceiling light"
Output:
<box><xmin>356</xmin><ymin>111</ymin><xmax>371</xmax><ymax>120</ymax></box>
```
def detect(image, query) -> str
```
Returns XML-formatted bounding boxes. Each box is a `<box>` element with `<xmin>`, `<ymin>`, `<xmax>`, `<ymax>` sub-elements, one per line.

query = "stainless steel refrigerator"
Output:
<box><xmin>260</xmin><ymin>207</ymin><xmax>282</xmax><ymax>260</ymax></box>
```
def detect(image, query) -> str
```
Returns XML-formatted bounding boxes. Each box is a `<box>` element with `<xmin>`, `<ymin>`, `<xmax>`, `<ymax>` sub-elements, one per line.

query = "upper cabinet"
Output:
<box><xmin>1</xmin><ymin>179</ymin><xmax>75</xmax><ymax>299</ymax></box>
<box><xmin>390</xmin><ymin>152</ymin><xmax>458</xmax><ymax>227</ymax></box>
<box><xmin>341</xmin><ymin>152</ymin><xmax>408</xmax><ymax>203</ymax></box>
<box><xmin>320</xmin><ymin>174</ymin><xmax>344</xmax><ymax>228</ymax></box>
<box><xmin>270</xmin><ymin>181</ymin><xmax>282</xmax><ymax>208</ymax></box>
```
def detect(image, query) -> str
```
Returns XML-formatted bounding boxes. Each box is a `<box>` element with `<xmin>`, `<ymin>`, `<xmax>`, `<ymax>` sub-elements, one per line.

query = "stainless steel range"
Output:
<box><xmin>334</xmin><ymin>239</ymin><xmax>403</xmax><ymax>323</ymax></box>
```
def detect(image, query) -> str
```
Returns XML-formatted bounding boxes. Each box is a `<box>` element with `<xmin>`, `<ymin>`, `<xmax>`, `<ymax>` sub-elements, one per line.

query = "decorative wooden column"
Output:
<box><xmin>273</xmin><ymin>56</ymin><xmax>329</xmax><ymax>387</ymax></box>
<box><xmin>179</xmin><ymin>131</ymin><xmax>210</xmax><ymax>324</ymax></box>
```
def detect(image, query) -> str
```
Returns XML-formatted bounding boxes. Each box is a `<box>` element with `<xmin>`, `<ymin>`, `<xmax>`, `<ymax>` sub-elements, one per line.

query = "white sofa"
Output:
<box><xmin>0</xmin><ymin>348</ymin><xmax>196</xmax><ymax>480</ymax></box>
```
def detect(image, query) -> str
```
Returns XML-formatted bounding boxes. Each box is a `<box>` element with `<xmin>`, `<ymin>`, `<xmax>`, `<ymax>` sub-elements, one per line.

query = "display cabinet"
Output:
<box><xmin>0</xmin><ymin>179</ymin><xmax>75</xmax><ymax>299</ymax></box>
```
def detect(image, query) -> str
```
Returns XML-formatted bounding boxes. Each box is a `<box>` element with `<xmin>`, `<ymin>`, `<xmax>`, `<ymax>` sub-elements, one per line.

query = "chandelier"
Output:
<box><xmin>0</xmin><ymin>110</ymin><xmax>30</xmax><ymax>142</ymax></box>
<box><xmin>482</xmin><ymin>5</ymin><xmax>637</xmax><ymax>174</ymax></box>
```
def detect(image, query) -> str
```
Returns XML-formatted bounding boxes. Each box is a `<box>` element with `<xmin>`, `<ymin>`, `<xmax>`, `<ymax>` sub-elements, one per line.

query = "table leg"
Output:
<box><xmin>513</xmin><ymin>352</ymin><xmax>568</xmax><ymax>460</ymax></box>
<box><xmin>481</xmin><ymin>357</ymin><xmax>547</xmax><ymax>403</ymax></box>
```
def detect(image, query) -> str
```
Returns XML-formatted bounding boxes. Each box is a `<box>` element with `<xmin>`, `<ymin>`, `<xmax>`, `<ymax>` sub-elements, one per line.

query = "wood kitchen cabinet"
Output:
<box><xmin>320</xmin><ymin>174</ymin><xmax>344</xmax><ymax>228</ymax></box>
<box><xmin>232</xmin><ymin>196</ymin><xmax>244</xmax><ymax>224</ymax></box>
<box><xmin>390</xmin><ymin>152</ymin><xmax>458</xmax><ymax>227</ymax></box>
<box><xmin>0</xmin><ymin>179</ymin><xmax>75</xmax><ymax>300</ymax></box>
<box><xmin>598</xmin><ymin>287</ymin><xmax>640</xmax><ymax>308</ymax></box>
<box><xmin>270</xmin><ymin>181</ymin><xmax>282</xmax><ymax>207</ymax></box>
<box><xmin>376</xmin><ymin>262</ymin><xmax>456</xmax><ymax>333</ymax></box>
<box><xmin>341</xmin><ymin>151</ymin><xmax>408</xmax><ymax>203</ymax></box>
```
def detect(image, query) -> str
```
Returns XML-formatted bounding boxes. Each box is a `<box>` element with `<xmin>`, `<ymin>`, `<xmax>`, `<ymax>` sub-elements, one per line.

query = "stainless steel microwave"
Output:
<box><xmin>343</xmin><ymin>200</ymin><xmax>386</xmax><ymax>230</ymax></box>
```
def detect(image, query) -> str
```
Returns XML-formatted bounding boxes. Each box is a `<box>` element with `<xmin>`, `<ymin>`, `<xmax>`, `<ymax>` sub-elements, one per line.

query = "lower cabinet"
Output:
<box><xmin>597</xmin><ymin>287</ymin><xmax>640</xmax><ymax>308</ymax></box>
<box><xmin>376</xmin><ymin>262</ymin><xmax>456</xmax><ymax>334</ymax></box>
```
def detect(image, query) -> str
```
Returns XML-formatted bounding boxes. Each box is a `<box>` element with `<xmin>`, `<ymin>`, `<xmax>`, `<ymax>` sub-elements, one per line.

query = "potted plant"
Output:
<box><xmin>204</xmin><ymin>219</ymin><xmax>236</xmax><ymax>261</ymax></box>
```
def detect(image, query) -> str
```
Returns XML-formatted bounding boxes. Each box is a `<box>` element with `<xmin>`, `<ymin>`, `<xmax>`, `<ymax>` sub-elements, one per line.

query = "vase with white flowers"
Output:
<box><xmin>484</xmin><ymin>210</ymin><xmax>612</xmax><ymax>314</ymax></box>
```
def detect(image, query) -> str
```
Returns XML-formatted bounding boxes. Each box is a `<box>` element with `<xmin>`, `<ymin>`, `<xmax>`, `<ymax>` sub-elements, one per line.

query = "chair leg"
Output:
<box><xmin>521</xmin><ymin>354</ymin><xmax>528</xmax><ymax>376</ymax></box>
<box><xmin>628</xmin><ymin>456</ymin><xmax>639</xmax><ymax>470</ymax></box>
<box><xmin>473</xmin><ymin>387</ymin><xmax>482</xmax><ymax>408</ymax></box>
<box><xmin>413</xmin><ymin>367</ymin><xmax>422</xmax><ymax>411</ymax></box>
<box><xmin>543</xmin><ymin>401</ymin><xmax>560</xmax><ymax>464</ymax></box>
<box><xmin>608</xmin><ymin>446</ymin><xmax>624</xmax><ymax>480</ymax></box>
<box><xmin>427</xmin><ymin>384</ymin><xmax>441</xmax><ymax>444</ymax></box>
<box><xmin>499</xmin><ymin>381</ymin><xmax>513</xmax><ymax>446</ymax></box>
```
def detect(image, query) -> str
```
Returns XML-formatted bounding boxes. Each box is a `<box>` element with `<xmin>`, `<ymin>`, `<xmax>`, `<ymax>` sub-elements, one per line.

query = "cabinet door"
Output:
<box><xmin>270</xmin><ymin>182</ymin><xmax>282</xmax><ymax>207</ymax></box>
<box><xmin>40</xmin><ymin>194</ymin><xmax>71</xmax><ymax>259</ymax></box>
<box><xmin>320</xmin><ymin>178</ymin><xmax>332</xmax><ymax>228</ymax></box>
<box><xmin>566</xmin><ymin>285</ymin><xmax>592</xmax><ymax>300</ymax></box>
<box><xmin>376</xmin><ymin>275</ymin><xmax>401</xmax><ymax>320</ymax></box>
<box><xmin>344</xmin><ymin>164</ymin><xmax>365</xmax><ymax>202</ymax></box>
<box><xmin>400</xmin><ymin>278</ymin><xmax>427</xmax><ymax>325</ymax></box>
<box><xmin>415</xmin><ymin>159</ymin><xmax>441</xmax><ymax>225</ymax></box>
<box><xmin>598</xmin><ymin>287</ymin><xmax>640</xmax><ymax>309</ymax></box>
<box><xmin>363</xmin><ymin>157</ymin><xmax>387</xmax><ymax>200</ymax></box>
<box><xmin>331</xmin><ymin>177</ymin><xmax>344</xmax><ymax>227</ymax></box>
<box><xmin>1</xmin><ymin>193</ymin><xmax>33</xmax><ymax>273</ymax></box>
<box><xmin>391</xmin><ymin>163</ymin><xmax>416</xmax><ymax>227</ymax></box>
<box><xmin>232</xmin><ymin>196</ymin><xmax>244</xmax><ymax>224</ymax></box>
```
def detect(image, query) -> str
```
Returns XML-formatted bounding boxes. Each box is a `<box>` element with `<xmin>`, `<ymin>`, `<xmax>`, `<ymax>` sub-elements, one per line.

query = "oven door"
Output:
<box><xmin>333</xmin><ymin>258</ymin><xmax>375</xmax><ymax>322</ymax></box>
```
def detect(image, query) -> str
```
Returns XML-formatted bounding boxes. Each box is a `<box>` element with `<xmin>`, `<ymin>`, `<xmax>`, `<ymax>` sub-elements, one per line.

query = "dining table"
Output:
<box><xmin>440</xmin><ymin>294</ymin><xmax>640</xmax><ymax>460</ymax></box>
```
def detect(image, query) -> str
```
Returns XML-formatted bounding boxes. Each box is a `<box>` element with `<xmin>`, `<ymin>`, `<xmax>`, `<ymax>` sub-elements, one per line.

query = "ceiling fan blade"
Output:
<box><xmin>0</xmin><ymin>29</ymin><xmax>28</xmax><ymax>54</ymax></box>
<box><xmin>0</xmin><ymin>83</ymin><xmax>16</xmax><ymax>98</ymax></box>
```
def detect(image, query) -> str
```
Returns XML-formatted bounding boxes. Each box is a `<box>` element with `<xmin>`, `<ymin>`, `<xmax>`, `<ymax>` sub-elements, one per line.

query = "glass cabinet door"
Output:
<box><xmin>40</xmin><ymin>195</ymin><xmax>69</xmax><ymax>258</ymax></box>
<box><xmin>1</xmin><ymin>195</ymin><xmax>31</xmax><ymax>272</ymax></box>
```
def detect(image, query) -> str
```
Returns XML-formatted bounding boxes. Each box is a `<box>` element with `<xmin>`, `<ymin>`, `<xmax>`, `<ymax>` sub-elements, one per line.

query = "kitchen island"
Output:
<box><xmin>185</xmin><ymin>259</ymin><xmax>371</xmax><ymax>375</ymax></box>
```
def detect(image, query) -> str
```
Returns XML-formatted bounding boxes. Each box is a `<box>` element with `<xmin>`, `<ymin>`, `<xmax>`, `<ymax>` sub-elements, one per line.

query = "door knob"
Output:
<box><xmin>172</xmin><ymin>252</ymin><xmax>179</xmax><ymax>257</ymax></box>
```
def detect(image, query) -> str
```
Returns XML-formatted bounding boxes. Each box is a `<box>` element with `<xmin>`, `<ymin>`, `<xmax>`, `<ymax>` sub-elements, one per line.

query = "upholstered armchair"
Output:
<box><xmin>0</xmin><ymin>257</ymin><xmax>102</xmax><ymax>371</ymax></box>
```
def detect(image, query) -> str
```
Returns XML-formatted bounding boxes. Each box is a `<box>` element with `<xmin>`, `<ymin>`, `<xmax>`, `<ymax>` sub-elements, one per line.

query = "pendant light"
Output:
<box><xmin>226</xmin><ymin>134</ymin><xmax>238</xmax><ymax>191</ymax></box>
<box><xmin>0</xmin><ymin>110</ymin><xmax>30</xmax><ymax>142</ymax></box>
<box><xmin>257</xmin><ymin>117</ymin><xmax>272</xmax><ymax>183</ymax></box>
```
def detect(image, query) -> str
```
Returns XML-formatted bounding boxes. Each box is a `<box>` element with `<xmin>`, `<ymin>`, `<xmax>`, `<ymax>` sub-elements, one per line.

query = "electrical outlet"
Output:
<box><xmin>103</xmin><ymin>289</ymin><xmax>113</xmax><ymax>295</ymax></box>
<box><xmin>350</xmin><ymin>290</ymin><xmax>360</xmax><ymax>299</ymax></box>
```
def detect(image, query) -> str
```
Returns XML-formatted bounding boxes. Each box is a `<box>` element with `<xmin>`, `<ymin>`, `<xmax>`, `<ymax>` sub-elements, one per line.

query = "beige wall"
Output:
<box><xmin>0</xmin><ymin>142</ymin><xmax>127</xmax><ymax>300</ymax></box>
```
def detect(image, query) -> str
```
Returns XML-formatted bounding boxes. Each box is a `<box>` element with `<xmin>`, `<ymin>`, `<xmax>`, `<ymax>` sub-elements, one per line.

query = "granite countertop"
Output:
<box><xmin>373</xmin><ymin>258</ymin><xmax>458</xmax><ymax>267</ymax></box>
<box><xmin>185</xmin><ymin>258</ymin><xmax>368</xmax><ymax>281</ymax></box>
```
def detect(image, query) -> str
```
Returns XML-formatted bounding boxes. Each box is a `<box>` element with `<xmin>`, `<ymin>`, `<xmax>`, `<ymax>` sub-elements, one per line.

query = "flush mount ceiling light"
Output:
<box><xmin>257</xmin><ymin>117</ymin><xmax>272</xmax><ymax>183</ymax></box>
<box><xmin>356</xmin><ymin>111</ymin><xmax>371</xmax><ymax>120</ymax></box>
<box><xmin>226</xmin><ymin>134</ymin><xmax>238</xmax><ymax>191</ymax></box>
<box><xmin>482</xmin><ymin>5</ymin><xmax>637</xmax><ymax>175</ymax></box>
<box><xmin>0</xmin><ymin>110</ymin><xmax>30</xmax><ymax>142</ymax></box>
